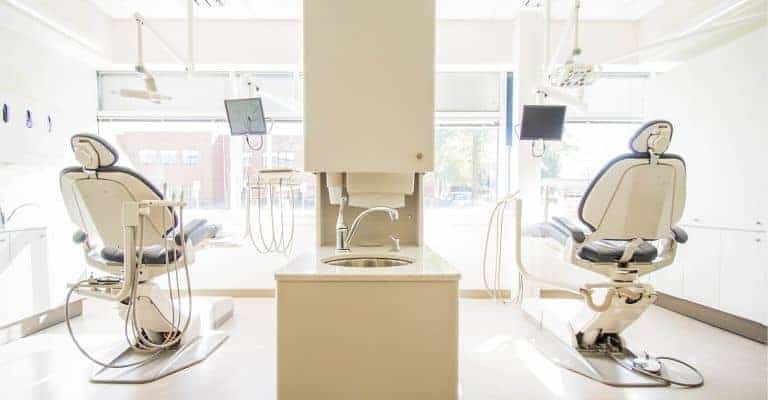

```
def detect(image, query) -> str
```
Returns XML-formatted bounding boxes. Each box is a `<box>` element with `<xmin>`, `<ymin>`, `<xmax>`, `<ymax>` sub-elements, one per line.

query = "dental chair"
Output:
<box><xmin>516</xmin><ymin>121</ymin><xmax>702</xmax><ymax>387</ymax></box>
<box><xmin>59</xmin><ymin>133</ymin><xmax>230</xmax><ymax>383</ymax></box>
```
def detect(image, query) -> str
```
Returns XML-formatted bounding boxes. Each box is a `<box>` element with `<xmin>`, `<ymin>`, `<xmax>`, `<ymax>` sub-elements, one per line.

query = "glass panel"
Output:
<box><xmin>541</xmin><ymin>122</ymin><xmax>641</xmax><ymax>220</ymax></box>
<box><xmin>101</xmin><ymin>122</ymin><xmax>232</xmax><ymax>210</ymax></box>
<box><xmin>424</xmin><ymin>126</ymin><xmax>501</xmax><ymax>289</ymax></box>
<box><xmin>435</xmin><ymin>72</ymin><xmax>501</xmax><ymax>112</ymax></box>
<box><xmin>99</xmin><ymin>72</ymin><xmax>232</xmax><ymax>113</ymax></box>
<box><xmin>567</xmin><ymin>76</ymin><xmax>647</xmax><ymax>120</ymax></box>
<box><xmin>238</xmin><ymin>73</ymin><xmax>302</xmax><ymax>114</ymax></box>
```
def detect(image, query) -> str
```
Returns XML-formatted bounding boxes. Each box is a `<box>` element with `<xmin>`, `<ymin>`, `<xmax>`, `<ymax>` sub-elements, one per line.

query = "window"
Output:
<box><xmin>138</xmin><ymin>149</ymin><xmax>157</xmax><ymax>165</ymax></box>
<box><xmin>97</xmin><ymin>71</ymin><xmax>506</xmax><ymax>290</ymax></box>
<box><xmin>541</xmin><ymin>122</ymin><xmax>641</xmax><ymax>220</ymax></box>
<box><xmin>159</xmin><ymin>150</ymin><xmax>178</xmax><ymax>165</ymax></box>
<box><xmin>425</xmin><ymin>72</ymin><xmax>505</xmax><ymax>290</ymax></box>
<box><xmin>182</xmin><ymin>150</ymin><xmax>201</xmax><ymax>166</ymax></box>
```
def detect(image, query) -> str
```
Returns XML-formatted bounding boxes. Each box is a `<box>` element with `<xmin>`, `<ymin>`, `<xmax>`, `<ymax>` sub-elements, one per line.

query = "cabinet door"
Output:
<box><xmin>0</xmin><ymin>233</ymin><xmax>9</xmax><ymax>324</ymax></box>
<box><xmin>719</xmin><ymin>230</ymin><xmax>767</xmax><ymax>323</ymax></box>
<box><xmin>680</xmin><ymin>227</ymin><xmax>721</xmax><ymax>308</ymax></box>
<box><xmin>303</xmin><ymin>0</ymin><xmax>435</xmax><ymax>173</ymax></box>
<box><xmin>0</xmin><ymin>232</ymin><xmax>9</xmax><ymax>274</ymax></box>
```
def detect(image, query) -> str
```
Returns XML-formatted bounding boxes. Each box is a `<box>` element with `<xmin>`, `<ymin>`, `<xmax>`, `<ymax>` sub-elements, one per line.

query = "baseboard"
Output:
<box><xmin>191</xmin><ymin>288</ymin><xmax>510</xmax><ymax>300</ymax></box>
<box><xmin>655</xmin><ymin>292</ymin><xmax>767</xmax><ymax>344</ymax></box>
<box><xmin>0</xmin><ymin>299</ymin><xmax>84</xmax><ymax>345</ymax></box>
<box><xmin>459</xmin><ymin>289</ymin><xmax>511</xmax><ymax>299</ymax></box>
<box><xmin>191</xmin><ymin>289</ymin><xmax>275</xmax><ymax>297</ymax></box>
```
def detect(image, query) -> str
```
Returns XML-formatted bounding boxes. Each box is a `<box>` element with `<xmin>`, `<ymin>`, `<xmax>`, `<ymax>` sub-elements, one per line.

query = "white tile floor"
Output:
<box><xmin>0</xmin><ymin>298</ymin><xmax>765</xmax><ymax>400</ymax></box>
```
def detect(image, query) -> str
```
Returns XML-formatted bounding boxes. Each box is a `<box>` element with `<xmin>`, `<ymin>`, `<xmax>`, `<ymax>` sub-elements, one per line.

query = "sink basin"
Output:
<box><xmin>323</xmin><ymin>255</ymin><xmax>414</xmax><ymax>268</ymax></box>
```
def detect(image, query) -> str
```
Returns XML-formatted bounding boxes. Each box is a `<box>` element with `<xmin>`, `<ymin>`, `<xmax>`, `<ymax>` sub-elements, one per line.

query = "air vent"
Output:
<box><xmin>193</xmin><ymin>0</ymin><xmax>225</xmax><ymax>7</ymax></box>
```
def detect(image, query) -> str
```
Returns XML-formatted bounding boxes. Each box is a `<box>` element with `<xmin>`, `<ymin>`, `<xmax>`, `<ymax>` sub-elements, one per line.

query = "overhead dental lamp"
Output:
<box><xmin>120</xmin><ymin>14</ymin><xmax>172</xmax><ymax>104</ymax></box>
<box><xmin>546</xmin><ymin>0</ymin><xmax>601</xmax><ymax>89</ymax></box>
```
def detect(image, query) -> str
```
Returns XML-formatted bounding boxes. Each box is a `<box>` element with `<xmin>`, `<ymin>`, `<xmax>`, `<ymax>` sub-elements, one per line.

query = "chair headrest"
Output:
<box><xmin>629</xmin><ymin>120</ymin><xmax>673</xmax><ymax>155</ymax></box>
<box><xmin>70</xmin><ymin>134</ymin><xmax>119</xmax><ymax>170</ymax></box>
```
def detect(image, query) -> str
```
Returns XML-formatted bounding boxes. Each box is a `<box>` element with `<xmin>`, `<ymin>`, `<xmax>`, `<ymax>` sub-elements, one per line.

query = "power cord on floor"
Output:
<box><xmin>611</xmin><ymin>353</ymin><xmax>705</xmax><ymax>388</ymax></box>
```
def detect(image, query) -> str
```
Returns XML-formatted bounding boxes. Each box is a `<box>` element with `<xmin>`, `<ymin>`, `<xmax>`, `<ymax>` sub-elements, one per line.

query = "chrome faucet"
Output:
<box><xmin>335</xmin><ymin>196</ymin><xmax>399</xmax><ymax>253</ymax></box>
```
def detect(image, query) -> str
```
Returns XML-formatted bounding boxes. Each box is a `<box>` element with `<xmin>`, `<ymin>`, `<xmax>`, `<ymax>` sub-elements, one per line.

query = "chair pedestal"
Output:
<box><xmin>91</xmin><ymin>331</ymin><xmax>228</xmax><ymax>384</ymax></box>
<box><xmin>521</xmin><ymin>297</ymin><xmax>701</xmax><ymax>387</ymax></box>
<box><xmin>90</xmin><ymin>296</ymin><xmax>233</xmax><ymax>384</ymax></box>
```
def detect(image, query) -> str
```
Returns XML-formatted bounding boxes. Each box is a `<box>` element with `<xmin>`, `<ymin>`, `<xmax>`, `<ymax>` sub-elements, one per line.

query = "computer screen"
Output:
<box><xmin>519</xmin><ymin>105</ymin><xmax>566</xmax><ymax>141</ymax></box>
<box><xmin>224</xmin><ymin>98</ymin><xmax>267</xmax><ymax>135</ymax></box>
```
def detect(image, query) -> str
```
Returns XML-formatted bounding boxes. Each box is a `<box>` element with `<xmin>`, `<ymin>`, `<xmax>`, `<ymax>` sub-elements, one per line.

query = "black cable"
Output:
<box><xmin>245</xmin><ymin>134</ymin><xmax>264</xmax><ymax>151</ymax></box>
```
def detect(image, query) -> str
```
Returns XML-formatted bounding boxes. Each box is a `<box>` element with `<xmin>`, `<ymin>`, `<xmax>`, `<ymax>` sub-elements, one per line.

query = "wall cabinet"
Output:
<box><xmin>303</xmin><ymin>0</ymin><xmax>435</xmax><ymax>173</ymax></box>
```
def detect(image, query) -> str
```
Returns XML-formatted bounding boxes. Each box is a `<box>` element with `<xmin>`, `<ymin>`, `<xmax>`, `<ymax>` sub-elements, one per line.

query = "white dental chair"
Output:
<box><xmin>59</xmin><ymin>133</ymin><xmax>229</xmax><ymax>383</ymax></box>
<box><xmin>518</xmin><ymin>121</ymin><xmax>702</xmax><ymax>387</ymax></box>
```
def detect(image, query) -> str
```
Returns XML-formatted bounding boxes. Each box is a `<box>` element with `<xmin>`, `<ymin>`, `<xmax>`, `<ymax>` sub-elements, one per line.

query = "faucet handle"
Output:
<box><xmin>389</xmin><ymin>235</ymin><xmax>401</xmax><ymax>252</ymax></box>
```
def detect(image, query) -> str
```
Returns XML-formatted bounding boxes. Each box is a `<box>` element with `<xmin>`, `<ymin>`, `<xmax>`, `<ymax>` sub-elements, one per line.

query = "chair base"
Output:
<box><xmin>529</xmin><ymin>326</ymin><xmax>666</xmax><ymax>387</ymax></box>
<box><xmin>90</xmin><ymin>331</ymin><xmax>228</xmax><ymax>384</ymax></box>
<box><xmin>522</xmin><ymin>298</ymin><xmax>701</xmax><ymax>388</ymax></box>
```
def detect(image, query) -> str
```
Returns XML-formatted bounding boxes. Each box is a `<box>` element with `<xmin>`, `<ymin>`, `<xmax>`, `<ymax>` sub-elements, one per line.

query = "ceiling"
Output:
<box><xmin>88</xmin><ymin>0</ymin><xmax>666</xmax><ymax>21</ymax></box>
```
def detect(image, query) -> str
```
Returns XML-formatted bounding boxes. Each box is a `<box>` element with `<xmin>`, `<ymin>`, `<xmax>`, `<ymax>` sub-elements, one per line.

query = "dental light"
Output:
<box><xmin>120</xmin><ymin>14</ymin><xmax>172</xmax><ymax>104</ymax></box>
<box><xmin>545</xmin><ymin>0</ymin><xmax>601</xmax><ymax>89</ymax></box>
<box><xmin>548</xmin><ymin>62</ymin><xmax>599</xmax><ymax>88</ymax></box>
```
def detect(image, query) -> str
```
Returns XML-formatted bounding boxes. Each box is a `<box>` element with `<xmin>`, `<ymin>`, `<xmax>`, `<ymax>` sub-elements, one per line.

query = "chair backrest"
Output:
<box><xmin>578</xmin><ymin>121</ymin><xmax>686</xmax><ymax>241</ymax></box>
<box><xmin>59</xmin><ymin>134</ymin><xmax>176</xmax><ymax>249</ymax></box>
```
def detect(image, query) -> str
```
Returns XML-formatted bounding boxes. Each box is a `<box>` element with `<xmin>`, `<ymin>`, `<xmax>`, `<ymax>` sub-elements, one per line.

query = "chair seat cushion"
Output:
<box><xmin>578</xmin><ymin>240</ymin><xmax>658</xmax><ymax>263</ymax></box>
<box><xmin>101</xmin><ymin>245</ymin><xmax>181</xmax><ymax>265</ymax></box>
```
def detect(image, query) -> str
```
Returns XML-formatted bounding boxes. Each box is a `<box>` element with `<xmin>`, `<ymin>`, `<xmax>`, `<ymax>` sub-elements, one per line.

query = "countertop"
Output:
<box><xmin>0</xmin><ymin>225</ymin><xmax>47</xmax><ymax>234</ymax></box>
<box><xmin>274</xmin><ymin>246</ymin><xmax>461</xmax><ymax>282</ymax></box>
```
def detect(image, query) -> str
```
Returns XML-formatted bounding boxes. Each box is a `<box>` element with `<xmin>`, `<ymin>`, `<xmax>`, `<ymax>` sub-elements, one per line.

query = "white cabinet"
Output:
<box><xmin>0</xmin><ymin>228</ymin><xmax>50</xmax><ymax>328</ymax></box>
<box><xmin>719</xmin><ymin>230</ymin><xmax>767</xmax><ymax>324</ymax></box>
<box><xmin>660</xmin><ymin>224</ymin><xmax>767</xmax><ymax>325</ymax></box>
<box><xmin>679</xmin><ymin>227</ymin><xmax>722</xmax><ymax>308</ymax></box>
<box><xmin>303</xmin><ymin>0</ymin><xmax>435</xmax><ymax>173</ymax></box>
<box><xmin>0</xmin><ymin>233</ymin><xmax>9</xmax><ymax>272</ymax></box>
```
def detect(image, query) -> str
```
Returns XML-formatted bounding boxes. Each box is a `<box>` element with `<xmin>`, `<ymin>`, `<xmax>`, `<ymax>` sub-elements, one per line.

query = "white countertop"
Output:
<box><xmin>275</xmin><ymin>246</ymin><xmax>461</xmax><ymax>282</ymax></box>
<box><xmin>0</xmin><ymin>225</ymin><xmax>47</xmax><ymax>234</ymax></box>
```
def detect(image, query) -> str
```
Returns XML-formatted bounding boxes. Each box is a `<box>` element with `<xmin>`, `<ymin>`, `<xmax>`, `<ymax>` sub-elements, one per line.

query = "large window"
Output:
<box><xmin>98</xmin><ymin>70</ymin><xmax>507</xmax><ymax>290</ymax></box>
<box><xmin>424</xmin><ymin>72</ymin><xmax>506</xmax><ymax>289</ymax></box>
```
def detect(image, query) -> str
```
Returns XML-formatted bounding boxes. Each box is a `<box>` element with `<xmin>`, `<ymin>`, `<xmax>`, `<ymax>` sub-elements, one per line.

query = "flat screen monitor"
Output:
<box><xmin>519</xmin><ymin>105</ymin><xmax>566</xmax><ymax>141</ymax></box>
<box><xmin>225</xmin><ymin>98</ymin><xmax>267</xmax><ymax>135</ymax></box>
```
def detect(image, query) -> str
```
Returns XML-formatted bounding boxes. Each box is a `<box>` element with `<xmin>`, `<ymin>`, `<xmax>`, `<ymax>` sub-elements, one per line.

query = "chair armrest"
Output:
<box><xmin>551</xmin><ymin>217</ymin><xmax>587</xmax><ymax>243</ymax></box>
<box><xmin>671</xmin><ymin>226</ymin><xmax>688</xmax><ymax>244</ymax></box>
<box><xmin>175</xmin><ymin>219</ymin><xmax>219</xmax><ymax>247</ymax></box>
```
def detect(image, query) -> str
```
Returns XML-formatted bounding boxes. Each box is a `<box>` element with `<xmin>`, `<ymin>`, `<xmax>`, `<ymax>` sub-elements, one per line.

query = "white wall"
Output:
<box><xmin>0</xmin><ymin>3</ymin><xmax>101</xmax><ymax>306</ymax></box>
<box><xmin>0</xmin><ymin>4</ymin><xmax>100</xmax><ymax>165</ymax></box>
<box><xmin>646</xmin><ymin>27</ymin><xmax>767</xmax><ymax>229</ymax></box>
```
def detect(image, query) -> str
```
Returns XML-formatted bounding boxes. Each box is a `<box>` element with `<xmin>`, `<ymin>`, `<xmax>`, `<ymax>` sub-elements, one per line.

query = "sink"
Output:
<box><xmin>323</xmin><ymin>255</ymin><xmax>414</xmax><ymax>268</ymax></box>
